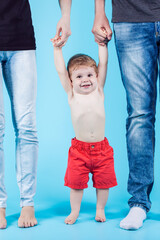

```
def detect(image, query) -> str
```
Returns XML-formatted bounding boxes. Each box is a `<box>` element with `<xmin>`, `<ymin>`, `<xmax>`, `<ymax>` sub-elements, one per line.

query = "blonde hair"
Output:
<box><xmin>67</xmin><ymin>54</ymin><xmax>98</xmax><ymax>79</ymax></box>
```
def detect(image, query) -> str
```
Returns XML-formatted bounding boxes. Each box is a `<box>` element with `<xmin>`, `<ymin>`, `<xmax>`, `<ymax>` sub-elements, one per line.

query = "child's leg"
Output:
<box><xmin>0</xmin><ymin>208</ymin><xmax>7</xmax><ymax>229</ymax></box>
<box><xmin>65</xmin><ymin>189</ymin><xmax>83</xmax><ymax>224</ymax></box>
<box><xmin>95</xmin><ymin>188</ymin><xmax>109</xmax><ymax>222</ymax></box>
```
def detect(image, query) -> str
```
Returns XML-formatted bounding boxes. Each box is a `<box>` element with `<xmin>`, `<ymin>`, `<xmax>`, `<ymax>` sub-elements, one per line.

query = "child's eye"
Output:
<box><xmin>88</xmin><ymin>74</ymin><xmax>92</xmax><ymax>77</ymax></box>
<box><xmin>77</xmin><ymin>75</ymin><xmax>82</xmax><ymax>78</ymax></box>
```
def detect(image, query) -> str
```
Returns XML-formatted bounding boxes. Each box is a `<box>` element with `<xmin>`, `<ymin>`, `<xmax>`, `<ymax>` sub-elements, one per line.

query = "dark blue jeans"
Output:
<box><xmin>114</xmin><ymin>22</ymin><xmax>160</xmax><ymax>212</ymax></box>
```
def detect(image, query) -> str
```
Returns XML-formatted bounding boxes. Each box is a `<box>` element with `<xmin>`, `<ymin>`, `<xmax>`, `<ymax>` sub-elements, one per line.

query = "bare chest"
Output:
<box><xmin>69</xmin><ymin>89</ymin><xmax>105</xmax><ymax>120</ymax></box>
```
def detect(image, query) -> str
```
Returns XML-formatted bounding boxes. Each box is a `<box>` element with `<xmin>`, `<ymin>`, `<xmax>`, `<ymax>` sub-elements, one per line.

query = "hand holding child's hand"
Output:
<box><xmin>52</xmin><ymin>16</ymin><xmax>71</xmax><ymax>48</ymax></box>
<box><xmin>92</xmin><ymin>14</ymin><xmax>112</xmax><ymax>46</ymax></box>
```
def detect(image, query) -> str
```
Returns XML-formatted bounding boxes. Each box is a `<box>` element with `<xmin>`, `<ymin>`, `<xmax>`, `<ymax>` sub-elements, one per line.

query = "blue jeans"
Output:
<box><xmin>114</xmin><ymin>22</ymin><xmax>160</xmax><ymax>212</ymax></box>
<box><xmin>0</xmin><ymin>50</ymin><xmax>38</xmax><ymax>208</ymax></box>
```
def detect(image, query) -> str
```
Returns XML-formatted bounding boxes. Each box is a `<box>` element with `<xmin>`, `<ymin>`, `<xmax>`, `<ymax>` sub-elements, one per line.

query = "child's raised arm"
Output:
<box><xmin>53</xmin><ymin>46</ymin><xmax>72</xmax><ymax>95</ymax></box>
<box><xmin>98</xmin><ymin>44</ymin><xmax>108</xmax><ymax>88</ymax></box>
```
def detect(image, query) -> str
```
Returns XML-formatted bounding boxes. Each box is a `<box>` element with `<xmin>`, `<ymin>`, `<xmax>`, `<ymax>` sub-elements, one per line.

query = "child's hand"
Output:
<box><xmin>97</xmin><ymin>27</ymin><xmax>109</xmax><ymax>46</ymax></box>
<box><xmin>51</xmin><ymin>35</ymin><xmax>65</xmax><ymax>48</ymax></box>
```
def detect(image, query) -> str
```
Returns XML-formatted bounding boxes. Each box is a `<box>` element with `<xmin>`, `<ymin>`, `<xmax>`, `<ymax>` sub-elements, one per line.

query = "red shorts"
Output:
<box><xmin>64</xmin><ymin>137</ymin><xmax>117</xmax><ymax>189</ymax></box>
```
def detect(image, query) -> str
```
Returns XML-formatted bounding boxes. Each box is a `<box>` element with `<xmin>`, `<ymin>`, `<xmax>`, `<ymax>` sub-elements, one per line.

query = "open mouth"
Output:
<box><xmin>80</xmin><ymin>83</ymin><xmax>92</xmax><ymax>88</ymax></box>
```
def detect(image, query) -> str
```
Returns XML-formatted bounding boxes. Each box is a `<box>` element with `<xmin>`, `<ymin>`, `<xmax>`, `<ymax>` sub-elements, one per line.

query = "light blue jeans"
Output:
<box><xmin>114</xmin><ymin>22</ymin><xmax>160</xmax><ymax>212</ymax></box>
<box><xmin>0</xmin><ymin>50</ymin><xmax>38</xmax><ymax>208</ymax></box>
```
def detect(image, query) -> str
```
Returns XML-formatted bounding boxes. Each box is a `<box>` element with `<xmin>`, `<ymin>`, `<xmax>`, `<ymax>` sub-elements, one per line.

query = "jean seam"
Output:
<box><xmin>18</xmin><ymin>138</ymin><xmax>23</xmax><ymax>205</ymax></box>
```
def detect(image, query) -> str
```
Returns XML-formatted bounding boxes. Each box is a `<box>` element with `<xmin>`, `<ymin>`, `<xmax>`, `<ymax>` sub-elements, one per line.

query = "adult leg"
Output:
<box><xmin>65</xmin><ymin>189</ymin><xmax>83</xmax><ymax>224</ymax></box>
<box><xmin>2</xmin><ymin>50</ymin><xmax>38</xmax><ymax>228</ymax></box>
<box><xmin>0</xmin><ymin>56</ymin><xmax>7</xmax><ymax>229</ymax></box>
<box><xmin>114</xmin><ymin>22</ymin><xmax>158</xmax><ymax>229</ymax></box>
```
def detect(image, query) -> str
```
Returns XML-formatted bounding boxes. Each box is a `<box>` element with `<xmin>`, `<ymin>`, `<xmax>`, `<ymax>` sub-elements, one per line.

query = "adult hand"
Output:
<box><xmin>92</xmin><ymin>14</ymin><xmax>112</xmax><ymax>46</ymax></box>
<box><xmin>53</xmin><ymin>16</ymin><xmax>71</xmax><ymax>48</ymax></box>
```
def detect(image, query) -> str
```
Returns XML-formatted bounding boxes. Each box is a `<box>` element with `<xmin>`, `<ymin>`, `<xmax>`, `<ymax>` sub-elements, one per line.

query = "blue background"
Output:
<box><xmin>1</xmin><ymin>0</ymin><xmax>160</xmax><ymax>239</ymax></box>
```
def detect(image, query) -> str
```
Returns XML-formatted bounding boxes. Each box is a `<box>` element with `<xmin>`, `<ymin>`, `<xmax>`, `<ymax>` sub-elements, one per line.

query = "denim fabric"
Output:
<box><xmin>0</xmin><ymin>50</ymin><xmax>38</xmax><ymax>207</ymax></box>
<box><xmin>114</xmin><ymin>22</ymin><xmax>160</xmax><ymax>212</ymax></box>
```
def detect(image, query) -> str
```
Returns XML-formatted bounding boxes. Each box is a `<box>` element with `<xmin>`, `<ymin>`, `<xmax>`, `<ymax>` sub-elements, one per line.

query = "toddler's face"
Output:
<box><xmin>70</xmin><ymin>66</ymin><xmax>98</xmax><ymax>95</ymax></box>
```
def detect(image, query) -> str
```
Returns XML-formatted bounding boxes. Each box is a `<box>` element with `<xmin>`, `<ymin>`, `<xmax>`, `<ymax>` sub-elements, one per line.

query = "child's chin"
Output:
<box><xmin>81</xmin><ymin>89</ymin><xmax>93</xmax><ymax>95</ymax></box>
<box><xmin>74</xmin><ymin>87</ymin><xmax>94</xmax><ymax>95</ymax></box>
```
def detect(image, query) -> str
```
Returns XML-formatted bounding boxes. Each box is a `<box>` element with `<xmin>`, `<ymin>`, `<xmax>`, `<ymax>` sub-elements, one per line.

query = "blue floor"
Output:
<box><xmin>1</xmin><ymin>200</ymin><xmax>160</xmax><ymax>240</ymax></box>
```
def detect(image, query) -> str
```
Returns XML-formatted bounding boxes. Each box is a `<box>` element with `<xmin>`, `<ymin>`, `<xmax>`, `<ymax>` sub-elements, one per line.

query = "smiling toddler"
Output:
<box><xmin>51</xmin><ymin>35</ymin><xmax>117</xmax><ymax>224</ymax></box>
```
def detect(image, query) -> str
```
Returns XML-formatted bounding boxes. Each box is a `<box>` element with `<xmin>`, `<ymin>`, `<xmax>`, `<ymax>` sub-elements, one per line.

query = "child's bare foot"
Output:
<box><xmin>0</xmin><ymin>208</ymin><xmax>7</xmax><ymax>229</ymax></box>
<box><xmin>18</xmin><ymin>206</ymin><xmax>37</xmax><ymax>228</ymax></box>
<box><xmin>95</xmin><ymin>208</ymin><xmax>106</xmax><ymax>222</ymax></box>
<box><xmin>65</xmin><ymin>210</ymin><xmax>79</xmax><ymax>225</ymax></box>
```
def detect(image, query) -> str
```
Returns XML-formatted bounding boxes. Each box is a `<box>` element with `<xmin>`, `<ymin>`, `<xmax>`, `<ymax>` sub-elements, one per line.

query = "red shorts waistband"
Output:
<box><xmin>71</xmin><ymin>137</ymin><xmax>110</xmax><ymax>151</ymax></box>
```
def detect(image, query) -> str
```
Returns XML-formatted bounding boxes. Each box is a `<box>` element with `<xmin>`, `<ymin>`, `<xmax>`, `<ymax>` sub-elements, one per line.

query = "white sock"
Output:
<box><xmin>120</xmin><ymin>207</ymin><xmax>146</xmax><ymax>230</ymax></box>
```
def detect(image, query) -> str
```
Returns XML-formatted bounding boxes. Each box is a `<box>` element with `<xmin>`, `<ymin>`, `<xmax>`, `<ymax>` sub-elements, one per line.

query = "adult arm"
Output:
<box><xmin>54</xmin><ymin>0</ymin><xmax>72</xmax><ymax>47</ymax></box>
<box><xmin>92</xmin><ymin>0</ymin><xmax>112</xmax><ymax>45</ymax></box>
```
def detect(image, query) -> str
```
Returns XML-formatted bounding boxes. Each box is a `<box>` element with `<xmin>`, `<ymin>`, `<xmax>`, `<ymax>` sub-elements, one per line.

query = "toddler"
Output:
<box><xmin>52</xmin><ymin>34</ymin><xmax>117</xmax><ymax>224</ymax></box>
